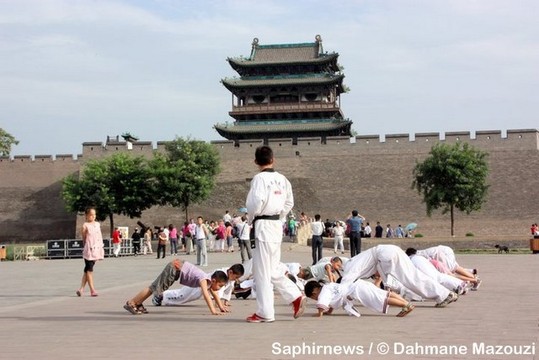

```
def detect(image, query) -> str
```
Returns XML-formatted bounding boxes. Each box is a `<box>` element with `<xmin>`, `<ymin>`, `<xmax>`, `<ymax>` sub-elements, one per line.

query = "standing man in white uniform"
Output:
<box><xmin>245</xmin><ymin>145</ymin><xmax>306</xmax><ymax>323</ymax></box>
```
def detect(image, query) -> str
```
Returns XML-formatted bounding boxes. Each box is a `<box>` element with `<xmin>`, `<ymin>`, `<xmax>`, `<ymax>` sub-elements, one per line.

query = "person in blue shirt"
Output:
<box><xmin>346</xmin><ymin>210</ymin><xmax>365</xmax><ymax>256</ymax></box>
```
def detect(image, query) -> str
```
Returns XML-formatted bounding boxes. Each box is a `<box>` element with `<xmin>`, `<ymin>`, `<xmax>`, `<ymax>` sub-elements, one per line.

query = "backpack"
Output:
<box><xmin>345</xmin><ymin>223</ymin><xmax>351</xmax><ymax>236</ymax></box>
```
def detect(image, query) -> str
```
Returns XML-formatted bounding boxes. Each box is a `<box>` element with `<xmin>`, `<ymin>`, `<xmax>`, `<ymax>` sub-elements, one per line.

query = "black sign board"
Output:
<box><xmin>46</xmin><ymin>240</ymin><xmax>66</xmax><ymax>259</ymax></box>
<box><xmin>67</xmin><ymin>240</ymin><xmax>84</xmax><ymax>258</ymax></box>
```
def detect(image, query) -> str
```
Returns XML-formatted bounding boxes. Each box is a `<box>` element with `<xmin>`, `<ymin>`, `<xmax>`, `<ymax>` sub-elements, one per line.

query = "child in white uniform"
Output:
<box><xmin>414</xmin><ymin>245</ymin><xmax>481</xmax><ymax>290</ymax></box>
<box><xmin>304</xmin><ymin>280</ymin><xmax>414</xmax><ymax>318</ymax></box>
<box><xmin>298</xmin><ymin>257</ymin><xmax>344</xmax><ymax>283</ymax></box>
<box><xmin>162</xmin><ymin>264</ymin><xmax>244</xmax><ymax>306</ymax></box>
<box><xmin>341</xmin><ymin>244</ymin><xmax>458</xmax><ymax>307</ymax></box>
<box><xmin>406</xmin><ymin>249</ymin><xmax>467</xmax><ymax>295</ymax></box>
<box><xmin>123</xmin><ymin>259</ymin><xmax>228</xmax><ymax>315</ymax></box>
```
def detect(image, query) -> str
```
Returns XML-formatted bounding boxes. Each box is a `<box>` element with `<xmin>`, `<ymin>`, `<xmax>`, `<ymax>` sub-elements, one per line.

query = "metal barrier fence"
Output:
<box><xmin>45</xmin><ymin>239</ymin><xmax>133</xmax><ymax>259</ymax></box>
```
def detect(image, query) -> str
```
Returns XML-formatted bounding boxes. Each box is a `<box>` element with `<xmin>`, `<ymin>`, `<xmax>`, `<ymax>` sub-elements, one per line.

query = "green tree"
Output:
<box><xmin>62</xmin><ymin>153</ymin><xmax>154</xmax><ymax>236</ymax></box>
<box><xmin>0</xmin><ymin>128</ymin><xmax>19</xmax><ymax>156</ymax></box>
<box><xmin>412</xmin><ymin>142</ymin><xmax>489</xmax><ymax>236</ymax></box>
<box><xmin>150</xmin><ymin>137</ymin><xmax>220</xmax><ymax>221</ymax></box>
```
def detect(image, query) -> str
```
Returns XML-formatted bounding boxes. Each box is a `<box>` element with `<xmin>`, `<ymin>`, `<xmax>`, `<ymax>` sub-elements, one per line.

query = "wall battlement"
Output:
<box><xmin>1</xmin><ymin>128</ymin><xmax>538</xmax><ymax>241</ymax></box>
<box><xmin>1</xmin><ymin>129</ymin><xmax>537</xmax><ymax>167</ymax></box>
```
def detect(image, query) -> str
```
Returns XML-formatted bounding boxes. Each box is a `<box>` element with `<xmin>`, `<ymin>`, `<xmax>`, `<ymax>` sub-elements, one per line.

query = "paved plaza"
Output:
<box><xmin>0</xmin><ymin>244</ymin><xmax>537</xmax><ymax>360</ymax></box>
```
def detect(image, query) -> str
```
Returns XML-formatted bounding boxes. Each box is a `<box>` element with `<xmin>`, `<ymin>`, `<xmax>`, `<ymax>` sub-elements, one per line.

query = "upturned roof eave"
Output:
<box><xmin>227</xmin><ymin>52</ymin><xmax>339</xmax><ymax>68</ymax></box>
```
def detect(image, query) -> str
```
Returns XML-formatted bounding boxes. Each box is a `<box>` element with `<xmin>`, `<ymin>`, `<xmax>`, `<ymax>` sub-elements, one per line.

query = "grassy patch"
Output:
<box><xmin>454</xmin><ymin>248</ymin><xmax>532</xmax><ymax>254</ymax></box>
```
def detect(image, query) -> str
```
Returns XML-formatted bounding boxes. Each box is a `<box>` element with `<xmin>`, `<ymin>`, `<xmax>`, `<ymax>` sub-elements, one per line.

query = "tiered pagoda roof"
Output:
<box><xmin>214</xmin><ymin>35</ymin><xmax>353</xmax><ymax>144</ymax></box>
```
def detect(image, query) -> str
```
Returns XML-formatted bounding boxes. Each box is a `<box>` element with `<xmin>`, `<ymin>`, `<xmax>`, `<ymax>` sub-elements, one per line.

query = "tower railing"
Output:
<box><xmin>231</xmin><ymin>102</ymin><xmax>339</xmax><ymax>113</ymax></box>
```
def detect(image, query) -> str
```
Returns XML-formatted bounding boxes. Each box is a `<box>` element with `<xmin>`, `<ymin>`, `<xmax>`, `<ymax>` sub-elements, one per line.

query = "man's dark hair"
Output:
<box><xmin>405</xmin><ymin>247</ymin><xmax>417</xmax><ymax>256</ymax></box>
<box><xmin>352</xmin><ymin>210</ymin><xmax>358</xmax><ymax>217</ymax></box>
<box><xmin>255</xmin><ymin>145</ymin><xmax>273</xmax><ymax>166</ymax></box>
<box><xmin>315</xmin><ymin>214</ymin><xmax>321</xmax><ymax>221</ymax></box>
<box><xmin>304</xmin><ymin>280</ymin><xmax>323</xmax><ymax>297</ymax></box>
<box><xmin>229</xmin><ymin>263</ymin><xmax>245</xmax><ymax>276</ymax></box>
<box><xmin>211</xmin><ymin>270</ymin><xmax>229</xmax><ymax>283</ymax></box>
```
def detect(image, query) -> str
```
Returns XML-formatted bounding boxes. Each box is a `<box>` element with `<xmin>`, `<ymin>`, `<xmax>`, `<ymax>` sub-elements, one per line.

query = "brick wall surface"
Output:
<box><xmin>1</xmin><ymin>130</ymin><xmax>538</xmax><ymax>242</ymax></box>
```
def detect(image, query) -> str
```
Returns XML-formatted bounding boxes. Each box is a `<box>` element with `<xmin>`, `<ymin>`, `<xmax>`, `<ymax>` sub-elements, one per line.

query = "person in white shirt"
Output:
<box><xmin>245</xmin><ymin>146</ymin><xmax>305</xmax><ymax>323</ymax></box>
<box><xmin>332</xmin><ymin>221</ymin><xmax>345</xmax><ymax>254</ymax></box>
<box><xmin>363</xmin><ymin>222</ymin><xmax>372</xmax><ymax>238</ymax></box>
<box><xmin>237</xmin><ymin>215</ymin><xmax>252</xmax><ymax>263</ymax></box>
<box><xmin>310</xmin><ymin>214</ymin><xmax>325</xmax><ymax>265</ymax></box>
<box><xmin>298</xmin><ymin>256</ymin><xmax>343</xmax><ymax>283</ymax></box>
<box><xmin>194</xmin><ymin>216</ymin><xmax>209</xmax><ymax>267</ymax></box>
<box><xmin>223</xmin><ymin>210</ymin><xmax>232</xmax><ymax>224</ymax></box>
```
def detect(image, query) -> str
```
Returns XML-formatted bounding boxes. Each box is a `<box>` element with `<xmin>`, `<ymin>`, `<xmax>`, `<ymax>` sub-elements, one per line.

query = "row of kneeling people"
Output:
<box><xmin>122</xmin><ymin>244</ymin><xmax>481</xmax><ymax>318</ymax></box>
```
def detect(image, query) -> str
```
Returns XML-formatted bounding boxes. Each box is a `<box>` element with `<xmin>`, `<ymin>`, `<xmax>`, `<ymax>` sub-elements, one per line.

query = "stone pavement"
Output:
<box><xmin>0</xmin><ymin>244</ymin><xmax>537</xmax><ymax>360</ymax></box>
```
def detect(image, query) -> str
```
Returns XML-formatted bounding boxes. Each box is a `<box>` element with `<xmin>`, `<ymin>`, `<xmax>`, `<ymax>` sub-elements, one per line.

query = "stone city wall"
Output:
<box><xmin>1</xmin><ymin>129</ymin><xmax>538</xmax><ymax>242</ymax></box>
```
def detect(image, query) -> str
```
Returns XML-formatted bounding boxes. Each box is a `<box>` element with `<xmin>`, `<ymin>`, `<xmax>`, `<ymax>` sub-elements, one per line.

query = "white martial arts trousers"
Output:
<box><xmin>346</xmin><ymin>280</ymin><xmax>390</xmax><ymax>314</ymax></box>
<box><xmin>252</xmin><ymin>220</ymin><xmax>301</xmax><ymax>320</ymax></box>
<box><xmin>436</xmin><ymin>245</ymin><xmax>459</xmax><ymax>272</ymax></box>
<box><xmin>162</xmin><ymin>287</ymin><xmax>202</xmax><ymax>306</ymax></box>
<box><xmin>376</xmin><ymin>245</ymin><xmax>449</xmax><ymax>303</ymax></box>
<box><xmin>162</xmin><ymin>284</ymin><xmax>229</xmax><ymax>306</ymax></box>
<box><xmin>411</xmin><ymin>255</ymin><xmax>462</xmax><ymax>291</ymax></box>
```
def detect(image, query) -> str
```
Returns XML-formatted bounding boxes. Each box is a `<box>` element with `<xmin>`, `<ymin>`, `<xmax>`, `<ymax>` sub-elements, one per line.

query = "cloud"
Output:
<box><xmin>1</xmin><ymin>0</ymin><xmax>538</xmax><ymax>156</ymax></box>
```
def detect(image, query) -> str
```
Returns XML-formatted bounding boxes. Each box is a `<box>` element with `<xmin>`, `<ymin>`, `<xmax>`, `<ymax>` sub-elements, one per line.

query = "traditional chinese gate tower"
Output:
<box><xmin>215</xmin><ymin>35</ymin><xmax>352</xmax><ymax>144</ymax></box>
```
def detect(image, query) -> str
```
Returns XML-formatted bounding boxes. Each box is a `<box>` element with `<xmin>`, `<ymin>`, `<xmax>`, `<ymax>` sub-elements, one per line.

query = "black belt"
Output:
<box><xmin>253</xmin><ymin>215</ymin><xmax>280</xmax><ymax>222</ymax></box>
<box><xmin>250</xmin><ymin>215</ymin><xmax>280</xmax><ymax>248</ymax></box>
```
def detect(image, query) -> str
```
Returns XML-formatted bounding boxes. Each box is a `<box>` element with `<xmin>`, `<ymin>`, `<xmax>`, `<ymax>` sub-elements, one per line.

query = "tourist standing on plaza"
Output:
<box><xmin>111</xmin><ymin>227</ymin><xmax>122</xmax><ymax>257</ymax></box>
<box><xmin>156</xmin><ymin>228</ymin><xmax>167</xmax><ymax>259</ymax></box>
<box><xmin>215</xmin><ymin>219</ymin><xmax>226</xmax><ymax>252</ymax></box>
<box><xmin>225</xmin><ymin>221</ymin><xmax>234</xmax><ymax>253</ymax></box>
<box><xmin>288</xmin><ymin>217</ymin><xmax>298</xmax><ymax>242</ymax></box>
<box><xmin>195</xmin><ymin>216</ymin><xmax>209</xmax><ymax>266</ymax></box>
<box><xmin>181</xmin><ymin>221</ymin><xmax>190</xmax><ymax>253</ymax></box>
<box><xmin>131</xmin><ymin>228</ymin><xmax>141</xmax><ymax>255</ymax></box>
<box><xmin>76</xmin><ymin>207</ymin><xmax>104</xmax><ymax>297</ymax></box>
<box><xmin>363</xmin><ymin>222</ymin><xmax>372</xmax><ymax>238</ymax></box>
<box><xmin>346</xmin><ymin>210</ymin><xmax>365</xmax><ymax>256</ymax></box>
<box><xmin>186</xmin><ymin>219</ymin><xmax>197</xmax><ymax>255</ymax></box>
<box><xmin>169</xmin><ymin>224</ymin><xmax>178</xmax><ymax>255</ymax></box>
<box><xmin>395</xmin><ymin>225</ymin><xmax>405</xmax><ymax>238</ymax></box>
<box><xmin>245</xmin><ymin>145</ymin><xmax>305</xmax><ymax>323</ymax></box>
<box><xmin>310</xmin><ymin>214</ymin><xmax>325</xmax><ymax>265</ymax></box>
<box><xmin>143</xmin><ymin>227</ymin><xmax>153</xmax><ymax>255</ymax></box>
<box><xmin>375</xmin><ymin>221</ymin><xmax>384</xmax><ymax>238</ymax></box>
<box><xmin>332</xmin><ymin>221</ymin><xmax>345</xmax><ymax>254</ymax></box>
<box><xmin>223</xmin><ymin>210</ymin><xmax>232</xmax><ymax>224</ymax></box>
<box><xmin>237</xmin><ymin>215</ymin><xmax>252</xmax><ymax>263</ymax></box>
<box><xmin>386</xmin><ymin>224</ymin><xmax>394</xmax><ymax>238</ymax></box>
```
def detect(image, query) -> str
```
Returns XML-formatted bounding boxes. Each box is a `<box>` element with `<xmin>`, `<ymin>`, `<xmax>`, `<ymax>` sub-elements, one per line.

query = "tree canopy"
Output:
<box><xmin>150</xmin><ymin>137</ymin><xmax>220</xmax><ymax>220</ymax></box>
<box><xmin>62</xmin><ymin>137</ymin><xmax>221</xmax><ymax>236</ymax></box>
<box><xmin>412</xmin><ymin>142</ymin><xmax>489</xmax><ymax>236</ymax></box>
<box><xmin>62</xmin><ymin>152</ymin><xmax>154</xmax><ymax>235</ymax></box>
<box><xmin>0</xmin><ymin>128</ymin><xmax>19</xmax><ymax>156</ymax></box>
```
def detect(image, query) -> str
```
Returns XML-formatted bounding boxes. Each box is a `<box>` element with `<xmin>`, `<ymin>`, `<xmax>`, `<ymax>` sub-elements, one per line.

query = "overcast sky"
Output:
<box><xmin>1</xmin><ymin>0</ymin><xmax>538</xmax><ymax>157</ymax></box>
